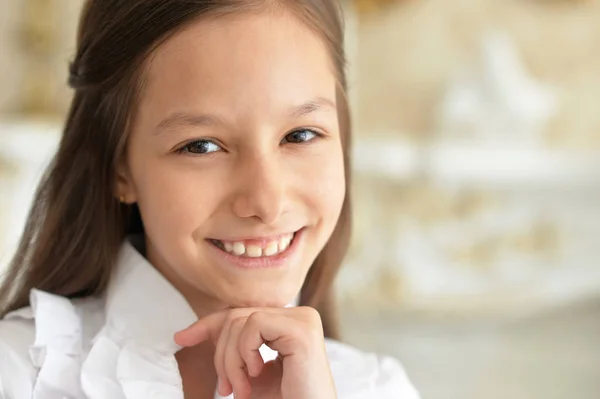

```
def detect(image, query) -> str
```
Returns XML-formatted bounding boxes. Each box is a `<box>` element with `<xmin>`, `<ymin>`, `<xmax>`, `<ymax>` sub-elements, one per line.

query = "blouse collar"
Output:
<box><xmin>104</xmin><ymin>238</ymin><xmax>197</xmax><ymax>353</ymax></box>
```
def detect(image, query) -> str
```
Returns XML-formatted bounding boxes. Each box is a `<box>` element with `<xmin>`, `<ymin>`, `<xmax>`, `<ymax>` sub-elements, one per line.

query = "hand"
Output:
<box><xmin>174</xmin><ymin>306</ymin><xmax>337</xmax><ymax>399</ymax></box>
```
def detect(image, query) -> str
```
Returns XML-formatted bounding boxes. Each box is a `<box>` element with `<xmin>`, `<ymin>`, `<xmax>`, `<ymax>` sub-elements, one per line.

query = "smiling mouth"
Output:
<box><xmin>209</xmin><ymin>231</ymin><xmax>299</xmax><ymax>258</ymax></box>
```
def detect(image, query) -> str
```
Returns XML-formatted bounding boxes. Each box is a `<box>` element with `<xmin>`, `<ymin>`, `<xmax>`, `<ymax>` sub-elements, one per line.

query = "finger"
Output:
<box><xmin>237</xmin><ymin>315</ymin><xmax>266</xmax><ymax>378</ymax></box>
<box><xmin>174</xmin><ymin>311</ymin><xmax>228</xmax><ymax>347</ymax></box>
<box><xmin>241</xmin><ymin>312</ymin><xmax>306</xmax><ymax>358</ymax></box>
<box><xmin>214</xmin><ymin>309</ymin><xmax>261</xmax><ymax>396</ymax></box>
<box><xmin>175</xmin><ymin>307</ymin><xmax>318</xmax><ymax>347</ymax></box>
<box><xmin>224</xmin><ymin>317</ymin><xmax>252</xmax><ymax>399</ymax></box>
<box><xmin>214</xmin><ymin>314</ymin><xmax>237</xmax><ymax>396</ymax></box>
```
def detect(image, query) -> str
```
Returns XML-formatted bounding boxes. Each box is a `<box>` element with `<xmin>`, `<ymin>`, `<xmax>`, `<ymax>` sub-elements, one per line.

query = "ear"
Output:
<box><xmin>115</xmin><ymin>158</ymin><xmax>138</xmax><ymax>204</ymax></box>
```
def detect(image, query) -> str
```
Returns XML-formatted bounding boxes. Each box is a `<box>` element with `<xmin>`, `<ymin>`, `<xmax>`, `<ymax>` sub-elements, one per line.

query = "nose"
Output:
<box><xmin>231</xmin><ymin>153</ymin><xmax>287</xmax><ymax>225</ymax></box>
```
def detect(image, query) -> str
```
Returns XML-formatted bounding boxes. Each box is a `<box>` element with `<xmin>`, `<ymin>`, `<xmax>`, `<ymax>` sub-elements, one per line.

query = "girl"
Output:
<box><xmin>0</xmin><ymin>1</ymin><xmax>420</xmax><ymax>398</ymax></box>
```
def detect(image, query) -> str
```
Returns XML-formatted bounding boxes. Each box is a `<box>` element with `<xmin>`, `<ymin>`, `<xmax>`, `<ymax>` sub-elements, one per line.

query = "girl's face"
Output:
<box><xmin>118</xmin><ymin>11</ymin><xmax>345</xmax><ymax>310</ymax></box>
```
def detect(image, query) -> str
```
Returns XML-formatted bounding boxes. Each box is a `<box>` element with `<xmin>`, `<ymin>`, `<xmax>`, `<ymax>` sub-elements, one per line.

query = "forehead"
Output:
<box><xmin>138</xmin><ymin>11</ymin><xmax>337</xmax><ymax>120</ymax></box>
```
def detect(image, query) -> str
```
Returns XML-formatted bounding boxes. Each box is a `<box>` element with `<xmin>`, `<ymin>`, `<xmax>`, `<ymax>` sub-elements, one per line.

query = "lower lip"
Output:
<box><xmin>206</xmin><ymin>228</ymin><xmax>304</xmax><ymax>269</ymax></box>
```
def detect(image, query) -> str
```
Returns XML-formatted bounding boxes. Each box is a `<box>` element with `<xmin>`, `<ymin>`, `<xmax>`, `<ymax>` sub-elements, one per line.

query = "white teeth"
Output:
<box><xmin>233</xmin><ymin>242</ymin><xmax>246</xmax><ymax>256</ymax></box>
<box><xmin>264</xmin><ymin>242</ymin><xmax>279</xmax><ymax>256</ymax></box>
<box><xmin>246</xmin><ymin>244</ymin><xmax>262</xmax><ymax>258</ymax></box>
<box><xmin>218</xmin><ymin>233</ymin><xmax>296</xmax><ymax>258</ymax></box>
<box><xmin>279</xmin><ymin>236</ymin><xmax>292</xmax><ymax>251</ymax></box>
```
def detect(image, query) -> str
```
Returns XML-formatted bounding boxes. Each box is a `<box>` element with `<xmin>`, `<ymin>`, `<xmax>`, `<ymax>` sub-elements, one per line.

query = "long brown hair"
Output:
<box><xmin>0</xmin><ymin>0</ymin><xmax>352</xmax><ymax>339</ymax></box>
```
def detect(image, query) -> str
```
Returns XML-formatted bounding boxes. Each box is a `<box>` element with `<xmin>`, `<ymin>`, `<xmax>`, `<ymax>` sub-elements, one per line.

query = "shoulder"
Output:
<box><xmin>325</xmin><ymin>339</ymin><xmax>421</xmax><ymax>399</ymax></box>
<box><xmin>0</xmin><ymin>291</ymin><xmax>105</xmax><ymax>399</ymax></box>
<box><xmin>0</xmin><ymin>308</ymin><xmax>37</xmax><ymax>398</ymax></box>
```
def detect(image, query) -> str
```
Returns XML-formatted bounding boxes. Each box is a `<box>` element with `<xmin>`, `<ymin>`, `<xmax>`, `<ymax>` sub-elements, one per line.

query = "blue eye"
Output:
<box><xmin>282</xmin><ymin>129</ymin><xmax>319</xmax><ymax>144</ymax></box>
<box><xmin>178</xmin><ymin>140</ymin><xmax>221</xmax><ymax>154</ymax></box>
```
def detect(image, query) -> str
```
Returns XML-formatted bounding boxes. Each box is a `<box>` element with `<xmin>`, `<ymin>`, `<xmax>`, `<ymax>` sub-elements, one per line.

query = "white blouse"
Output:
<box><xmin>0</xmin><ymin>241</ymin><xmax>420</xmax><ymax>399</ymax></box>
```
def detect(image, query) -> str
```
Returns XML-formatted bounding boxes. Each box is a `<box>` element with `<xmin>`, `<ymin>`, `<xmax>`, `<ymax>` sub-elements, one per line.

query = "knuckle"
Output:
<box><xmin>298</xmin><ymin>306</ymin><xmax>323</xmax><ymax>329</ymax></box>
<box><xmin>231</xmin><ymin>316</ymin><xmax>246</xmax><ymax>329</ymax></box>
<box><xmin>223</xmin><ymin>313</ymin><xmax>242</xmax><ymax>331</ymax></box>
<box><xmin>226</xmin><ymin>308</ymin><xmax>256</xmax><ymax>324</ymax></box>
<box><xmin>225</xmin><ymin>310</ymin><xmax>239</xmax><ymax>324</ymax></box>
<box><xmin>246</xmin><ymin>310</ymin><xmax>265</xmax><ymax>327</ymax></box>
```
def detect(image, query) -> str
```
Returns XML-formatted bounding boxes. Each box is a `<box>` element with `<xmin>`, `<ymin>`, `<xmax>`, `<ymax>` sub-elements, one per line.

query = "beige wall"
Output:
<box><xmin>353</xmin><ymin>0</ymin><xmax>600</xmax><ymax>148</ymax></box>
<box><xmin>0</xmin><ymin>0</ymin><xmax>81</xmax><ymax>118</ymax></box>
<box><xmin>2</xmin><ymin>0</ymin><xmax>600</xmax><ymax>149</ymax></box>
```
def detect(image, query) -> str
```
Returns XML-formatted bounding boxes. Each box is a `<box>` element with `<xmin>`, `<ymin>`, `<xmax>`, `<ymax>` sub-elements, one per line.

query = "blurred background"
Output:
<box><xmin>1</xmin><ymin>0</ymin><xmax>599</xmax><ymax>398</ymax></box>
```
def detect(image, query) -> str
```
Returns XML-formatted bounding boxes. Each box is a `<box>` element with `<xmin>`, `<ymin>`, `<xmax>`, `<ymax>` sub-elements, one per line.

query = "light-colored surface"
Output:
<box><xmin>0</xmin><ymin>1</ymin><xmax>23</xmax><ymax>113</ymax></box>
<box><xmin>3</xmin><ymin>0</ymin><xmax>600</xmax><ymax>151</ymax></box>
<box><xmin>0</xmin><ymin>0</ymin><xmax>81</xmax><ymax>116</ymax></box>
<box><xmin>353</xmin><ymin>0</ymin><xmax>600</xmax><ymax>148</ymax></box>
<box><xmin>353</xmin><ymin>139</ymin><xmax>600</xmax><ymax>186</ymax></box>
<box><xmin>0</xmin><ymin>122</ymin><xmax>59</xmax><ymax>268</ymax></box>
<box><xmin>342</xmin><ymin>298</ymin><xmax>600</xmax><ymax>399</ymax></box>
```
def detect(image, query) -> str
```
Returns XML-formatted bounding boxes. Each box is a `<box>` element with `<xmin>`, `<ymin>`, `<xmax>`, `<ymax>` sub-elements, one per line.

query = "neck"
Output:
<box><xmin>144</xmin><ymin>236</ymin><xmax>230</xmax><ymax>320</ymax></box>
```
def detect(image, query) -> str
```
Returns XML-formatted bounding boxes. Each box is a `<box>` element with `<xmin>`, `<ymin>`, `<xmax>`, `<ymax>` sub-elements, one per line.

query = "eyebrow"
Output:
<box><xmin>154</xmin><ymin>97</ymin><xmax>336</xmax><ymax>135</ymax></box>
<box><xmin>287</xmin><ymin>97</ymin><xmax>337</xmax><ymax>118</ymax></box>
<box><xmin>154</xmin><ymin>113</ymin><xmax>223</xmax><ymax>135</ymax></box>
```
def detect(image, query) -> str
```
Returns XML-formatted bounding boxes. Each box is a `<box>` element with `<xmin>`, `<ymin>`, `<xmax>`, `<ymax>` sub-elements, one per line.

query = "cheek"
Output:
<box><xmin>128</xmin><ymin>152</ymin><xmax>219</xmax><ymax>238</ymax></box>
<box><xmin>301</xmin><ymin>145</ymin><xmax>346</xmax><ymax>222</ymax></box>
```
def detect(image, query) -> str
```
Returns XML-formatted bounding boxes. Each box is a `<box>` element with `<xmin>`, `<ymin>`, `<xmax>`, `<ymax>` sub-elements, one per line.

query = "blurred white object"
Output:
<box><xmin>353</xmin><ymin>139</ymin><xmax>600</xmax><ymax>188</ymax></box>
<box><xmin>346</xmin><ymin>134</ymin><xmax>600</xmax><ymax>317</ymax></box>
<box><xmin>438</xmin><ymin>30</ymin><xmax>558</xmax><ymax>144</ymax></box>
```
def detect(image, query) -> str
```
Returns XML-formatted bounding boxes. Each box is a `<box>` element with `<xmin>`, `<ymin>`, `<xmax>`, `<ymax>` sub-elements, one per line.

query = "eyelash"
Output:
<box><xmin>176</xmin><ymin>140</ymin><xmax>221</xmax><ymax>155</ymax></box>
<box><xmin>175</xmin><ymin>128</ymin><xmax>323</xmax><ymax>155</ymax></box>
<box><xmin>280</xmin><ymin>129</ymin><xmax>322</xmax><ymax>144</ymax></box>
